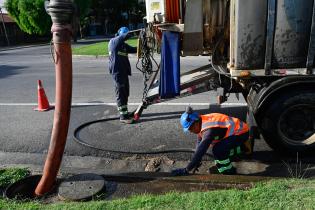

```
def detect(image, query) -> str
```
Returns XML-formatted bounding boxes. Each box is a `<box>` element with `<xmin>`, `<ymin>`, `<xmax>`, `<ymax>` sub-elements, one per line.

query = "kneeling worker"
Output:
<box><xmin>172</xmin><ymin>107</ymin><xmax>253</xmax><ymax>175</ymax></box>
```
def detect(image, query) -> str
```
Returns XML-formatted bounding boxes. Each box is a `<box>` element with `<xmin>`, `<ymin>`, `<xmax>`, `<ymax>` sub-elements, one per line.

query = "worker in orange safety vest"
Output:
<box><xmin>172</xmin><ymin>106</ymin><xmax>253</xmax><ymax>175</ymax></box>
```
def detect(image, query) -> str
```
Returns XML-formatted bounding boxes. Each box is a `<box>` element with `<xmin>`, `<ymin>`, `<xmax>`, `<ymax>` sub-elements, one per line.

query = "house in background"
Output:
<box><xmin>0</xmin><ymin>0</ymin><xmax>146</xmax><ymax>43</ymax></box>
<box><xmin>0</xmin><ymin>9</ymin><xmax>9</xmax><ymax>45</ymax></box>
<box><xmin>0</xmin><ymin>0</ymin><xmax>10</xmax><ymax>46</ymax></box>
<box><xmin>88</xmin><ymin>0</ymin><xmax>146</xmax><ymax>37</ymax></box>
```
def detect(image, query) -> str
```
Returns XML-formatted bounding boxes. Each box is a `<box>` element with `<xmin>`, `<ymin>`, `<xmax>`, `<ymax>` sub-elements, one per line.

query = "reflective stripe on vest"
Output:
<box><xmin>118</xmin><ymin>51</ymin><xmax>128</xmax><ymax>56</ymax></box>
<box><xmin>236</xmin><ymin>121</ymin><xmax>244</xmax><ymax>135</ymax></box>
<box><xmin>227</xmin><ymin>117</ymin><xmax>235</xmax><ymax>137</ymax></box>
<box><xmin>200</xmin><ymin>113</ymin><xmax>248</xmax><ymax>139</ymax></box>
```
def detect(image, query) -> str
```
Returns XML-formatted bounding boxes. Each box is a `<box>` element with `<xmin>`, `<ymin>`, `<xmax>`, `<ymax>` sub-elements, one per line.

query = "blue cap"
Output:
<box><xmin>118</xmin><ymin>27</ymin><xmax>129</xmax><ymax>36</ymax></box>
<box><xmin>180</xmin><ymin>111</ymin><xmax>200</xmax><ymax>132</ymax></box>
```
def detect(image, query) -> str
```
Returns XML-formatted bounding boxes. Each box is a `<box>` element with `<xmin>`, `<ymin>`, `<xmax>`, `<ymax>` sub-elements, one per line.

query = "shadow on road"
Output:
<box><xmin>140</xmin><ymin>105</ymin><xmax>248</xmax><ymax>123</ymax></box>
<box><xmin>0</xmin><ymin>65</ymin><xmax>26</xmax><ymax>79</ymax></box>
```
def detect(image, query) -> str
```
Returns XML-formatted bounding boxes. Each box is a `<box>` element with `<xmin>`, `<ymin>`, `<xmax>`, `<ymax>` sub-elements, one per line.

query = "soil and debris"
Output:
<box><xmin>145</xmin><ymin>156</ymin><xmax>175</xmax><ymax>172</ymax></box>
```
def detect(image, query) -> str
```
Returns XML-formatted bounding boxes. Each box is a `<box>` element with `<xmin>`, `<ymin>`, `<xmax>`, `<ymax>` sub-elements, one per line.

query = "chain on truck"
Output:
<box><xmin>132</xmin><ymin>0</ymin><xmax>315</xmax><ymax>155</ymax></box>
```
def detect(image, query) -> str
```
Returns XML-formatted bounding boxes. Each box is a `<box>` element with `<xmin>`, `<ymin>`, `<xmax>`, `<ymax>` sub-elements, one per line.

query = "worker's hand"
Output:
<box><xmin>192</xmin><ymin>162</ymin><xmax>202</xmax><ymax>174</ymax></box>
<box><xmin>171</xmin><ymin>168</ymin><xmax>189</xmax><ymax>176</ymax></box>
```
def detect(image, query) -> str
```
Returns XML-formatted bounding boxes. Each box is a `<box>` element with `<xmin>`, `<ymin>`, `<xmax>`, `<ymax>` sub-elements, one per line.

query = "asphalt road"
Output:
<box><xmin>0</xmin><ymin>44</ymin><xmax>274</xmax><ymax>161</ymax></box>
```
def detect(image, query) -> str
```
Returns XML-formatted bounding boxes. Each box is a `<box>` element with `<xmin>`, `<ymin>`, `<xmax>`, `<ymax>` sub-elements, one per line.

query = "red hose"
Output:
<box><xmin>35</xmin><ymin>24</ymin><xmax>73</xmax><ymax>196</ymax></box>
<box><xmin>166</xmin><ymin>0</ymin><xmax>180</xmax><ymax>23</ymax></box>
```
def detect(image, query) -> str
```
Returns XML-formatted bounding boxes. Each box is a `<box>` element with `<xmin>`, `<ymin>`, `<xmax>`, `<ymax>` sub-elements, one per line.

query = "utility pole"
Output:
<box><xmin>0</xmin><ymin>7</ymin><xmax>10</xmax><ymax>46</ymax></box>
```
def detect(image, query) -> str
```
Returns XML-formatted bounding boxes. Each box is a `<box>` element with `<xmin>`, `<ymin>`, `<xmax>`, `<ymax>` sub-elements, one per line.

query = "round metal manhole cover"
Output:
<box><xmin>58</xmin><ymin>173</ymin><xmax>106</xmax><ymax>201</ymax></box>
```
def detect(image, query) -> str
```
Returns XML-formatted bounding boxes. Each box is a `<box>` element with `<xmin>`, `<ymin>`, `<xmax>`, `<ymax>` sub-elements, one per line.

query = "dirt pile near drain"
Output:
<box><xmin>145</xmin><ymin>156</ymin><xmax>175</xmax><ymax>172</ymax></box>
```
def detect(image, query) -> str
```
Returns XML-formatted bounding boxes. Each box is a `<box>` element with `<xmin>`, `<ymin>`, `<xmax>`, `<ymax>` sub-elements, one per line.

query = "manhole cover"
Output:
<box><xmin>58</xmin><ymin>173</ymin><xmax>106</xmax><ymax>201</ymax></box>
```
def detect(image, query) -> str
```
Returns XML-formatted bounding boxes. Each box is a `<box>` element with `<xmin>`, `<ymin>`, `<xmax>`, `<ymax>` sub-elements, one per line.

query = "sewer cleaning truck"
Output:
<box><xmin>133</xmin><ymin>0</ymin><xmax>315</xmax><ymax>155</ymax></box>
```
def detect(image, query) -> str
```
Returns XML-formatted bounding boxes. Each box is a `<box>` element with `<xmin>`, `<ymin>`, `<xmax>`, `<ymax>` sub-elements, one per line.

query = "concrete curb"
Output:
<box><xmin>72</xmin><ymin>54</ymin><xmax>139</xmax><ymax>60</ymax></box>
<box><xmin>72</xmin><ymin>55</ymin><xmax>109</xmax><ymax>60</ymax></box>
<box><xmin>0</xmin><ymin>151</ymin><xmax>186</xmax><ymax>176</ymax></box>
<box><xmin>0</xmin><ymin>43</ymin><xmax>50</xmax><ymax>52</ymax></box>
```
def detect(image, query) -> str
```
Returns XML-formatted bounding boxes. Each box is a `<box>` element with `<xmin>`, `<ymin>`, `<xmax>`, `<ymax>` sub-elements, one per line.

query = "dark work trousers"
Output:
<box><xmin>212</xmin><ymin>132</ymin><xmax>249</xmax><ymax>161</ymax></box>
<box><xmin>111</xmin><ymin>73</ymin><xmax>129</xmax><ymax>107</ymax></box>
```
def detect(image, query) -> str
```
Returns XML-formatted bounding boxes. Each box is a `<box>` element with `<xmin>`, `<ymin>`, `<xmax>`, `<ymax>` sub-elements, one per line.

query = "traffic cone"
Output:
<box><xmin>34</xmin><ymin>80</ymin><xmax>53</xmax><ymax>112</ymax></box>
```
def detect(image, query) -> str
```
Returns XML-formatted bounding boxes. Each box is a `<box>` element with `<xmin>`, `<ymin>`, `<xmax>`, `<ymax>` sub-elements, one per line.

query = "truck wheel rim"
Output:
<box><xmin>278</xmin><ymin>104</ymin><xmax>315</xmax><ymax>146</ymax></box>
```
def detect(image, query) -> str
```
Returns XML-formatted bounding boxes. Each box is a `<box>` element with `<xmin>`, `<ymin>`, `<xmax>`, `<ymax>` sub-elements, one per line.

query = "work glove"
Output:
<box><xmin>171</xmin><ymin>168</ymin><xmax>189</xmax><ymax>176</ymax></box>
<box><xmin>192</xmin><ymin>162</ymin><xmax>202</xmax><ymax>174</ymax></box>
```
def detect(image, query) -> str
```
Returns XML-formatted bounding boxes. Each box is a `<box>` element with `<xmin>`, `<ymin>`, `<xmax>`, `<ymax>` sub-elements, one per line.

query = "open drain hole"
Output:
<box><xmin>4</xmin><ymin>175</ymin><xmax>42</xmax><ymax>200</ymax></box>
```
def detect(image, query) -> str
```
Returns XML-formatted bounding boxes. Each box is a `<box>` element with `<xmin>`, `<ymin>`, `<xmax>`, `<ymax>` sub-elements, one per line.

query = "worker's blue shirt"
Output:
<box><xmin>108</xmin><ymin>33</ymin><xmax>137</xmax><ymax>76</ymax></box>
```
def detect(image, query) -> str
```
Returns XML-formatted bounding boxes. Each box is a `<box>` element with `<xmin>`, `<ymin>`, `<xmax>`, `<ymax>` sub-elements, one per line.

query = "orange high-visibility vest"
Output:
<box><xmin>199</xmin><ymin>113</ymin><xmax>249</xmax><ymax>141</ymax></box>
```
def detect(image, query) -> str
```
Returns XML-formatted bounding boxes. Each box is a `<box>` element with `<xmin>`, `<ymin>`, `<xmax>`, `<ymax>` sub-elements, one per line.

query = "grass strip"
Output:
<box><xmin>72</xmin><ymin>39</ymin><xmax>138</xmax><ymax>56</ymax></box>
<box><xmin>0</xmin><ymin>168</ymin><xmax>30</xmax><ymax>188</ymax></box>
<box><xmin>0</xmin><ymin>178</ymin><xmax>315</xmax><ymax>210</ymax></box>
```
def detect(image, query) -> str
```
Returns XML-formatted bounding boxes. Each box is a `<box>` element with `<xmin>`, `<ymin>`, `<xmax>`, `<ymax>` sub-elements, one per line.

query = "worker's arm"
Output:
<box><xmin>125</xmin><ymin>44</ymin><xmax>137</xmax><ymax>54</ymax></box>
<box><xmin>171</xmin><ymin>128</ymin><xmax>227</xmax><ymax>176</ymax></box>
<box><xmin>195</xmin><ymin>135</ymin><xmax>202</xmax><ymax>149</ymax></box>
<box><xmin>171</xmin><ymin>130</ymin><xmax>213</xmax><ymax>176</ymax></box>
<box><xmin>120</xmin><ymin>32</ymin><xmax>133</xmax><ymax>41</ymax></box>
<box><xmin>186</xmin><ymin>127</ymin><xmax>227</xmax><ymax>172</ymax></box>
<box><xmin>111</xmin><ymin>33</ymin><xmax>133</xmax><ymax>50</ymax></box>
<box><xmin>186</xmin><ymin>129</ymin><xmax>214</xmax><ymax>171</ymax></box>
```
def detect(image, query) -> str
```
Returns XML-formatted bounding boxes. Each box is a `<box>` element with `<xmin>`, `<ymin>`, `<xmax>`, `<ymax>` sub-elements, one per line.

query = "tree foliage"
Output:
<box><xmin>5</xmin><ymin>0</ymin><xmax>92</xmax><ymax>35</ymax></box>
<box><xmin>5</xmin><ymin>0</ymin><xmax>51</xmax><ymax>35</ymax></box>
<box><xmin>74</xmin><ymin>0</ymin><xmax>91</xmax><ymax>20</ymax></box>
<box><xmin>90</xmin><ymin>0</ymin><xmax>145</xmax><ymax>32</ymax></box>
<box><xmin>4</xmin><ymin>0</ymin><xmax>144</xmax><ymax>36</ymax></box>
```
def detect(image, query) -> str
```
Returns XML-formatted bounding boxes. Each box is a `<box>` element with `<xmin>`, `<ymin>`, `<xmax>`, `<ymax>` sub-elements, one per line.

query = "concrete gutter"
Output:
<box><xmin>0</xmin><ymin>151</ymin><xmax>279</xmax><ymax>201</ymax></box>
<box><xmin>72</xmin><ymin>54</ymin><xmax>139</xmax><ymax>60</ymax></box>
<box><xmin>72</xmin><ymin>55</ymin><xmax>109</xmax><ymax>60</ymax></box>
<box><xmin>2</xmin><ymin>151</ymin><xmax>315</xmax><ymax>201</ymax></box>
<box><xmin>1</xmin><ymin>151</ymin><xmax>313</xmax><ymax>178</ymax></box>
<box><xmin>0</xmin><ymin>43</ymin><xmax>50</xmax><ymax>52</ymax></box>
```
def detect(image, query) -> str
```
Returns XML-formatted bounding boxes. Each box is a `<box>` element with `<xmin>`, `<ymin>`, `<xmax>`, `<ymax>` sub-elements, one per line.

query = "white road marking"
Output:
<box><xmin>0</xmin><ymin>102</ymin><xmax>247</xmax><ymax>106</ymax></box>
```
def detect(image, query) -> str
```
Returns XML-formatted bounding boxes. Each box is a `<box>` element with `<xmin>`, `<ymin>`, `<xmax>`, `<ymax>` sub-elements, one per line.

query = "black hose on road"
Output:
<box><xmin>73</xmin><ymin>117</ymin><xmax>213</xmax><ymax>157</ymax></box>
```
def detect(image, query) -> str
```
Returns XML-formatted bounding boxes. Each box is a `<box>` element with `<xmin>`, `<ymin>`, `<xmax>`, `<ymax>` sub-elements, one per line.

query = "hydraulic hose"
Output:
<box><xmin>73</xmin><ymin>117</ymin><xmax>213</xmax><ymax>157</ymax></box>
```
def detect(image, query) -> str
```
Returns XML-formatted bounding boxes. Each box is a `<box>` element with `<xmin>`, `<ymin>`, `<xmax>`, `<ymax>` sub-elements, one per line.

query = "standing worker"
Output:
<box><xmin>108</xmin><ymin>27</ymin><xmax>137</xmax><ymax>124</ymax></box>
<box><xmin>172</xmin><ymin>107</ymin><xmax>253</xmax><ymax>175</ymax></box>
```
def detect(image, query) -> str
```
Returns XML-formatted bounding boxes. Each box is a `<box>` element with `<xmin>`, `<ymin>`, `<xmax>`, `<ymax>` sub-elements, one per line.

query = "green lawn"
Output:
<box><xmin>1</xmin><ymin>168</ymin><xmax>315</xmax><ymax>210</ymax></box>
<box><xmin>72</xmin><ymin>39</ymin><xmax>138</xmax><ymax>56</ymax></box>
<box><xmin>0</xmin><ymin>168</ymin><xmax>30</xmax><ymax>187</ymax></box>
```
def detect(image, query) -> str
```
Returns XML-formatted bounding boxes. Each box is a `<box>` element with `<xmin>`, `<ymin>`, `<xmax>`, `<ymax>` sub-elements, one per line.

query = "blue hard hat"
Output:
<box><xmin>180</xmin><ymin>109</ymin><xmax>200</xmax><ymax>132</ymax></box>
<box><xmin>118</xmin><ymin>27</ymin><xmax>129</xmax><ymax>36</ymax></box>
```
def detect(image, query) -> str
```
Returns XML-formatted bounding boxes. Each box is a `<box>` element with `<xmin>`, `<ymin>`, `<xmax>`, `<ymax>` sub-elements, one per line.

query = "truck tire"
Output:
<box><xmin>258</xmin><ymin>91</ymin><xmax>315</xmax><ymax>155</ymax></box>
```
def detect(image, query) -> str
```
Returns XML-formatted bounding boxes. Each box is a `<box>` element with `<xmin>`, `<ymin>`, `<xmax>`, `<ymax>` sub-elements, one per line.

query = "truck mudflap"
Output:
<box><xmin>247</xmin><ymin>76</ymin><xmax>315</xmax><ymax>115</ymax></box>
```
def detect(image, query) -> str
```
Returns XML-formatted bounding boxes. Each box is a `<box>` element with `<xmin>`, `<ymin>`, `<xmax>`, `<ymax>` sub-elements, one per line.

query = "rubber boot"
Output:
<box><xmin>120</xmin><ymin>114</ymin><xmax>134</xmax><ymax>124</ymax></box>
<box><xmin>118</xmin><ymin>105</ymin><xmax>134</xmax><ymax>124</ymax></box>
<box><xmin>221</xmin><ymin>166</ymin><xmax>237</xmax><ymax>175</ymax></box>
